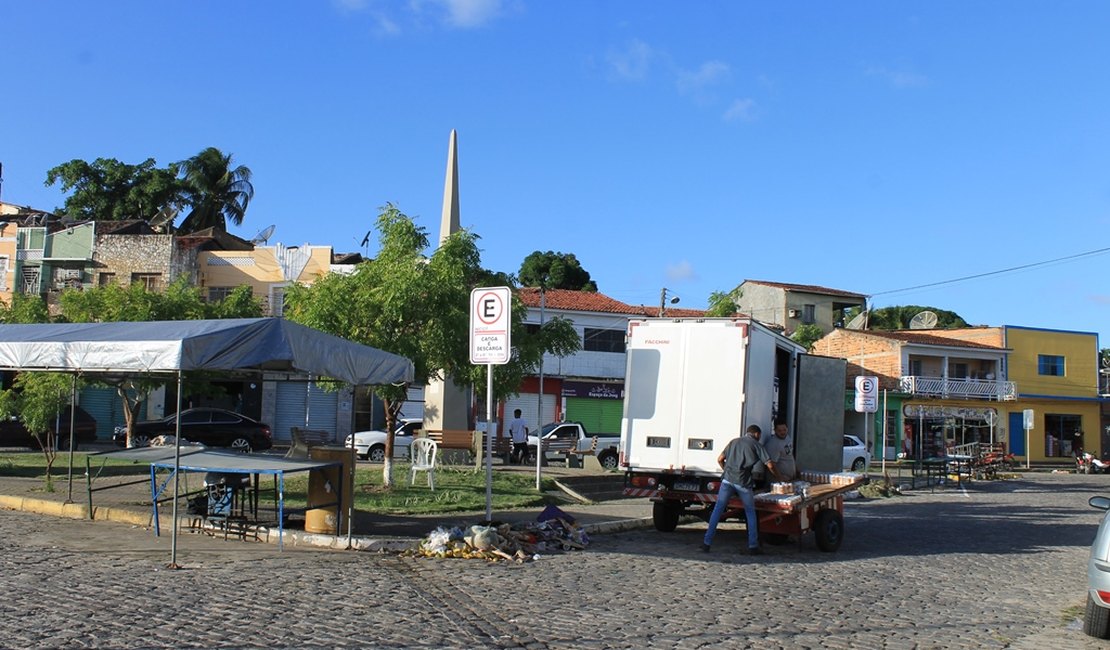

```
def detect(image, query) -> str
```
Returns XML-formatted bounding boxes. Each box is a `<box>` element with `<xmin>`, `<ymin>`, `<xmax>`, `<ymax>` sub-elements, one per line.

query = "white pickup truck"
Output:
<box><xmin>526</xmin><ymin>421</ymin><xmax>621</xmax><ymax>470</ymax></box>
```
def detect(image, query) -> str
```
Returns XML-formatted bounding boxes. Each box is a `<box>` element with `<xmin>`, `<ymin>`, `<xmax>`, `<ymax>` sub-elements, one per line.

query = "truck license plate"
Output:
<box><xmin>674</xmin><ymin>480</ymin><xmax>699</xmax><ymax>492</ymax></box>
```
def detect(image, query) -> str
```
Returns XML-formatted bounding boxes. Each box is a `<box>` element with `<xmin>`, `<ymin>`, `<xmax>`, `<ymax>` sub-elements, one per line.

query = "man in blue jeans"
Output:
<box><xmin>702</xmin><ymin>424</ymin><xmax>781</xmax><ymax>555</ymax></box>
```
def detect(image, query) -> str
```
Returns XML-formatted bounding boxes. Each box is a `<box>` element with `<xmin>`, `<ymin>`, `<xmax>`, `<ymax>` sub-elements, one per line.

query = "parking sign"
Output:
<box><xmin>470</xmin><ymin>287</ymin><xmax>511</xmax><ymax>364</ymax></box>
<box><xmin>854</xmin><ymin>376</ymin><xmax>878</xmax><ymax>413</ymax></box>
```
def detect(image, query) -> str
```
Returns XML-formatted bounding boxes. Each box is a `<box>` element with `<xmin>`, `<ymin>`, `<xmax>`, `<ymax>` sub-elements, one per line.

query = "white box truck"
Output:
<box><xmin>620</xmin><ymin>317</ymin><xmax>857</xmax><ymax>551</ymax></box>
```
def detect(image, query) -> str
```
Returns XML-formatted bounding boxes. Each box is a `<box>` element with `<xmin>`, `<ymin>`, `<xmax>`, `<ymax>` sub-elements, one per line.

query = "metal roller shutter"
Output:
<box><xmin>79</xmin><ymin>386</ymin><xmax>130</xmax><ymax>441</ymax></box>
<box><xmin>504</xmin><ymin>393</ymin><xmax>557</xmax><ymax>430</ymax></box>
<box><xmin>274</xmin><ymin>381</ymin><xmax>339</xmax><ymax>444</ymax></box>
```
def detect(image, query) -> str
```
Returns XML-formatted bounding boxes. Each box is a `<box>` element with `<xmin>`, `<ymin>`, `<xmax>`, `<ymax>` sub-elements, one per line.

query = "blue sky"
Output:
<box><xmin>2</xmin><ymin>2</ymin><xmax>1109</xmax><ymax>347</ymax></box>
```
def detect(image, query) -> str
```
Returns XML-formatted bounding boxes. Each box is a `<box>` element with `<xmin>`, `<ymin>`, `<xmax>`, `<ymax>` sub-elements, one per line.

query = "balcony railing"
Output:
<box><xmin>899</xmin><ymin>375</ymin><xmax>1016</xmax><ymax>401</ymax></box>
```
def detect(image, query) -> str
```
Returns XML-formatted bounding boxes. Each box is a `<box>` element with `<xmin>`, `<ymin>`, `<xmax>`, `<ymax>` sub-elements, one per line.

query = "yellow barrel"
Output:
<box><xmin>305</xmin><ymin>445</ymin><xmax>355</xmax><ymax>534</ymax></box>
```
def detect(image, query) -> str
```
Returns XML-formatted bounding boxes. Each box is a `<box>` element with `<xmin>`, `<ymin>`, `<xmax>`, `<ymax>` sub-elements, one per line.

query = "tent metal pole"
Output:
<box><xmin>66</xmin><ymin>374</ymin><xmax>78</xmax><ymax>502</ymax></box>
<box><xmin>169</xmin><ymin>371</ymin><xmax>184</xmax><ymax>568</ymax></box>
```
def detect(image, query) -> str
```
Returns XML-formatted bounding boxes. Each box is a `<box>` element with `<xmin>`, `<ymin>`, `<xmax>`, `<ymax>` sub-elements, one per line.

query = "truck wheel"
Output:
<box><xmin>597</xmin><ymin>451</ymin><xmax>619</xmax><ymax>470</ymax></box>
<box><xmin>652</xmin><ymin>501</ymin><xmax>682</xmax><ymax>532</ymax></box>
<box><xmin>813</xmin><ymin>509</ymin><xmax>844</xmax><ymax>552</ymax></box>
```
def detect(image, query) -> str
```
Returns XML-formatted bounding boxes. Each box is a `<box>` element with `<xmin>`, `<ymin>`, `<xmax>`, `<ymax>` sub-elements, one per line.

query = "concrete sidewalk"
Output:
<box><xmin>0</xmin><ymin>459</ymin><xmax>654</xmax><ymax>552</ymax></box>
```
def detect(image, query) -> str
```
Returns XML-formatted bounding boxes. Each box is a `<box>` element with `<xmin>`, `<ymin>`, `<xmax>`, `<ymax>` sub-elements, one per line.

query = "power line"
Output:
<box><xmin>869</xmin><ymin>245</ymin><xmax>1110</xmax><ymax>299</ymax></box>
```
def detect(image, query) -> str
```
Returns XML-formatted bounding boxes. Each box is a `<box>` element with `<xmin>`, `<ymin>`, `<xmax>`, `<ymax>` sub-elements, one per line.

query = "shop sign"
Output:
<box><xmin>562</xmin><ymin>381</ymin><xmax>624</xmax><ymax>399</ymax></box>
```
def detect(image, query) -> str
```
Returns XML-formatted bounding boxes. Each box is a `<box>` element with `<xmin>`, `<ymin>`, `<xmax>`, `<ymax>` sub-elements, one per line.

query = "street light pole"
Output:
<box><xmin>659</xmin><ymin>288</ymin><xmax>680</xmax><ymax>317</ymax></box>
<box><xmin>536</xmin><ymin>285</ymin><xmax>545</xmax><ymax>490</ymax></box>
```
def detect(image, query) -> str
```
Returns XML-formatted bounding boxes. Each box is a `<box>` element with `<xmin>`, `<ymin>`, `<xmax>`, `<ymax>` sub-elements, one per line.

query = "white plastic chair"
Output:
<box><xmin>409</xmin><ymin>438</ymin><xmax>437</xmax><ymax>489</ymax></box>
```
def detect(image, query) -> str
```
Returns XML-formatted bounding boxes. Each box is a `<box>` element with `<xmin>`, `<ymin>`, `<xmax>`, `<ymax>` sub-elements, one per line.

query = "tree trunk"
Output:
<box><xmin>380</xmin><ymin>397</ymin><xmax>404</xmax><ymax>488</ymax></box>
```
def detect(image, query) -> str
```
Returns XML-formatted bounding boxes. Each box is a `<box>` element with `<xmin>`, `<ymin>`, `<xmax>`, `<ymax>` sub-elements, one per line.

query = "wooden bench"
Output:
<box><xmin>541</xmin><ymin>437</ymin><xmax>579</xmax><ymax>467</ymax></box>
<box><xmin>424</xmin><ymin>429</ymin><xmax>480</xmax><ymax>465</ymax></box>
<box><xmin>564</xmin><ymin>436</ymin><xmax>599</xmax><ymax>468</ymax></box>
<box><xmin>286</xmin><ymin>427</ymin><xmax>333</xmax><ymax>460</ymax></box>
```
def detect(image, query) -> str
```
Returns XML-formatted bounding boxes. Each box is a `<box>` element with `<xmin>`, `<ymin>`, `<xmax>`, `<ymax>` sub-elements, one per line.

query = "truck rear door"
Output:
<box><xmin>622</xmin><ymin>320</ymin><xmax>747</xmax><ymax>474</ymax></box>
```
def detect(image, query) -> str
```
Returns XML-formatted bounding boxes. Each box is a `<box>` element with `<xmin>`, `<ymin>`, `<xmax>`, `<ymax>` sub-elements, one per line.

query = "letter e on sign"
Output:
<box><xmin>470</xmin><ymin>286</ymin><xmax>511</xmax><ymax>364</ymax></box>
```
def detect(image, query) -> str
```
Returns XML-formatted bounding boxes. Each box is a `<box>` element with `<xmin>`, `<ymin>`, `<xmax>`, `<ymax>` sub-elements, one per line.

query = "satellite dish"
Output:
<box><xmin>909</xmin><ymin>310</ymin><xmax>939</xmax><ymax>330</ymax></box>
<box><xmin>149</xmin><ymin>206</ymin><xmax>178</xmax><ymax>232</ymax></box>
<box><xmin>845</xmin><ymin>311</ymin><xmax>867</xmax><ymax>330</ymax></box>
<box><xmin>251</xmin><ymin>224</ymin><xmax>276</xmax><ymax>245</ymax></box>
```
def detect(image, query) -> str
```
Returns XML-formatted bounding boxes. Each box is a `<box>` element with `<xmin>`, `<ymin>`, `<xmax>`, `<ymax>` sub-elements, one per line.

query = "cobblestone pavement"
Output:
<box><xmin>1</xmin><ymin>472</ymin><xmax>1108</xmax><ymax>649</ymax></box>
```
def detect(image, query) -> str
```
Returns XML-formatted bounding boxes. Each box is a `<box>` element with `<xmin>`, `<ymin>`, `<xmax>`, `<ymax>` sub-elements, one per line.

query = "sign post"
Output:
<box><xmin>1023</xmin><ymin>408</ymin><xmax>1034</xmax><ymax>469</ymax></box>
<box><xmin>471</xmin><ymin>287</ymin><xmax>511</xmax><ymax>522</ymax></box>
<box><xmin>854</xmin><ymin>376</ymin><xmax>878</xmax><ymax>468</ymax></box>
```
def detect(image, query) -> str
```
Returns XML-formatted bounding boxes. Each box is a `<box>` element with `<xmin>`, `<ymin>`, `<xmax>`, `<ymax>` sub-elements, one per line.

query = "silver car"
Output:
<box><xmin>1086</xmin><ymin>496</ymin><xmax>1110</xmax><ymax>638</ymax></box>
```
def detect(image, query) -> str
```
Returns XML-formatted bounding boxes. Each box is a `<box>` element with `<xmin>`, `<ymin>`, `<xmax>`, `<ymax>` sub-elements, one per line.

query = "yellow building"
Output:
<box><xmin>1000</xmin><ymin>325</ymin><xmax>1102</xmax><ymax>462</ymax></box>
<box><xmin>198</xmin><ymin>243</ymin><xmax>342</xmax><ymax>316</ymax></box>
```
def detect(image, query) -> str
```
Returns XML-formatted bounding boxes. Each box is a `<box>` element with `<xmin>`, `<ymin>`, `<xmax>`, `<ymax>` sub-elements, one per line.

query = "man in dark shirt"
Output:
<box><xmin>701</xmin><ymin>424</ymin><xmax>781</xmax><ymax>555</ymax></box>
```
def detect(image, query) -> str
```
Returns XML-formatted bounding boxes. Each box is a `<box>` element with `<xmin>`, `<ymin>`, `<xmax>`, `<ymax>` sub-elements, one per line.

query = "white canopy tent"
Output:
<box><xmin>0</xmin><ymin>317</ymin><xmax>414</xmax><ymax>565</ymax></box>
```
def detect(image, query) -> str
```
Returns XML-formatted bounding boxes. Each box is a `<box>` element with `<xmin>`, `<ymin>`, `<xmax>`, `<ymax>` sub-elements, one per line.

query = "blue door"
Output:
<box><xmin>1009</xmin><ymin>412</ymin><xmax>1025</xmax><ymax>456</ymax></box>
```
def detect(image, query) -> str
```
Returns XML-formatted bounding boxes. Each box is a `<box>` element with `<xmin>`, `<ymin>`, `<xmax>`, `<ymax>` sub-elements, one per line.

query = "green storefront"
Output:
<box><xmin>562</xmin><ymin>380</ymin><xmax>624</xmax><ymax>436</ymax></box>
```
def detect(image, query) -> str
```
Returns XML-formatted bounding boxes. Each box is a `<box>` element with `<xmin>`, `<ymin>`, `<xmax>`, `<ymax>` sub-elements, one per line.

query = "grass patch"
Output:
<box><xmin>271</xmin><ymin>463</ymin><xmax>560</xmax><ymax>515</ymax></box>
<box><xmin>0</xmin><ymin>451</ymin><xmax>149</xmax><ymax>479</ymax></box>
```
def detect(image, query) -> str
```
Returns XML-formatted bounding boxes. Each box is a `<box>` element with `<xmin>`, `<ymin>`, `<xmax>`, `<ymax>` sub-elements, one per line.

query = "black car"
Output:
<box><xmin>114</xmin><ymin>407</ymin><xmax>273</xmax><ymax>452</ymax></box>
<box><xmin>0</xmin><ymin>405</ymin><xmax>98</xmax><ymax>451</ymax></box>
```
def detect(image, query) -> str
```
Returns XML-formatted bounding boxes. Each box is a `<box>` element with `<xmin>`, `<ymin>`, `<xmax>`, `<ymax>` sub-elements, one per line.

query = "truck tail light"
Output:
<box><xmin>629</xmin><ymin>476</ymin><xmax>657</xmax><ymax>488</ymax></box>
<box><xmin>1097</xmin><ymin>591</ymin><xmax>1110</xmax><ymax>606</ymax></box>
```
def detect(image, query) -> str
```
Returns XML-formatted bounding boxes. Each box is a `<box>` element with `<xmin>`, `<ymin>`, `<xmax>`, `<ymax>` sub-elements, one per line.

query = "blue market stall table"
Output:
<box><xmin>148</xmin><ymin>449</ymin><xmax>344</xmax><ymax>550</ymax></box>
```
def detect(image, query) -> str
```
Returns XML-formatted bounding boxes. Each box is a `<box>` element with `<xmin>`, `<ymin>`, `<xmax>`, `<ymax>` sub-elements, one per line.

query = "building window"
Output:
<box><xmin>523</xmin><ymin>323</ymin><xmax>541</xmax><ymax>336</ymax></box>
<box><xmin>207</xmin><ymin>286</ymin><xmax>234</xmax><ymax>303</ymax></box>
<box><xmin>98</xmin><ymin>272</ymin><xmax>116</xmax><ymax>286</ymax></box>
<box><xmin>1037</xmin><ymin>354</ymin><xmax>1065</xmax><ymax>377</ymax></box>
<box><xmin>131</xmin><ymin>273</ymin><xmax>162</xmax><ymax>292</ymax></box>
<box><xmin>909</xmin><ymin>359</ymin><xmax>923</xmax><ymax>376</ymax></box>
<box><xmin>0</xmin><ymin>256</ymin><xmax>8</xmax><ymax>291</ymax></box>
<box><xmin>1044</xmin><ymin>413</ymin><xmax>1081</xmax><ymax>457</ymax></box>
<box><xmin>583</xmin><ymin>328</ymin><xmax>626</xmax><ymax>353</ymax></box>
<box><xmin>802</xmin><ymin>304</ymin><xmax>816</xmax><ymax>324</ymax></box>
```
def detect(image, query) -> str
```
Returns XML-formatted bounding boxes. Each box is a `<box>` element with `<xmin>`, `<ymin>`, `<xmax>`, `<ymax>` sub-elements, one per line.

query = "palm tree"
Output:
<box><xmin>176</xmin><ymin>147</ymin><xmax>254</xmax><ymax>233</ymax></box>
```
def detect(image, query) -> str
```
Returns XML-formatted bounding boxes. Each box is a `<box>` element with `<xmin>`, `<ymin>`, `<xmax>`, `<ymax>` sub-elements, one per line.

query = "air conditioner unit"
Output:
<box><xmin>788</xmin><ymin>309</ymin><xmax>799</xmax><ymax>318</ymax></box>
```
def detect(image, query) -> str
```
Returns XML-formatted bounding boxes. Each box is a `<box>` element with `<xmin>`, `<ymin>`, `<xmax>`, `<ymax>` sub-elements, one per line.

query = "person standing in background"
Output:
<box><xmin>508</xmin><ymin>409</ymin><xmax>529</xmax><ymax>464</ymax></box>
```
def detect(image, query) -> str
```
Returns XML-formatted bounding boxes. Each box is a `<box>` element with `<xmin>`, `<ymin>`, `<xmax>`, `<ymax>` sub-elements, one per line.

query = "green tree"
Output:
<box><xmin>57</xmin><ymin>278</ymin><xmax>262</xmax><ymax>445</ymax></box>
<box><xmin>45</xmin><ymin>157</ymin><xmax>182</xmax><ymax>221</ymax></box>
<box><xmin>847</xmin><ymin>305</ymin><xmax>968</xmax><ymax>330</ymax></box>
<box><xmin>518</xmin><ymin>251</ymin><xmax>597</xmax><ymax>291</ymax></box>
<box><xmin>790</xmin><ymin>323</ymin><xmax>824</xmax><ymax>351</ymax></box>
<box><xmin>705</xmin><ymin>290</ymin><xmax>739</xmax><ymax>317</ymax></box>
<box><xmin>0</xmin><ymin>373</ymin><xmax>80</xmax><ymax>491</ymax></box>
<box><xmin>0</xmin><ymin>293</ymin><xmax>50</xmax><ymax>324</ymax></box>
<box><xmin>285</xmin><ymin>204</ymin><xmax>579</xmax><ymax>486</ymax></box>
<box><xmin>0</xmin><ymin>294</ymin><xmax>68</xmax><ymax>488</ymax></box>
<box><xmin>176</xmin><ymin>147</ymin><xmax>254</xmax><ymax>233</ymax></box>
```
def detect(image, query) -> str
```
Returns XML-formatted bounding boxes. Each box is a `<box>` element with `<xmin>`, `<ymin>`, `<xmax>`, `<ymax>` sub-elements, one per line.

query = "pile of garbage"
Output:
<box><xmin>404</xmin><ymin>506</ymin><xmax>589</xmax><ymax>562</ymax></box>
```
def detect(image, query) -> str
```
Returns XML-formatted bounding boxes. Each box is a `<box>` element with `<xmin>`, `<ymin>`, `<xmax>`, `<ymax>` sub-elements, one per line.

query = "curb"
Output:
<box><xmin>0</xmin><ymin>493</ymin><xmax>655</xmax><ymax>551</ymax></box>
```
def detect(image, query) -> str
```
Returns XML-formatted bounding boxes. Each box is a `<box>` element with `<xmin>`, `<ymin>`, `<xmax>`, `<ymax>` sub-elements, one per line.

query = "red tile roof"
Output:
<box><xmin>517</xmin><ymin>287</ymin><xmax>711</xmax><ymax>318</ymax></box>
<box><xmin>744</xmin><ymin>279</ymin><xmax>867</xmax><ymax>300</ymax></box>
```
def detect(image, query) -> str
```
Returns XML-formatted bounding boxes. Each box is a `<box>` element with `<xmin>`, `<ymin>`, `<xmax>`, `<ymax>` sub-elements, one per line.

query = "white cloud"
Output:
<box><xmin>427</xmin><ymin>0</ymin><xmax>504</xmax><ymax>29</ymax></box>
<box><xmin>666</xmin><ymin>260</ymin><xmax>697</xmax><ymax>282</ymax></box>
<box><xmin>607</xmin><ymin>39</ymin><xmax>653</xmax><ymax>81</ymax></box>
<box><xmin>723</xmin><ymin>98</ymin><xmax>757</xmax><ymax>122</ymax></box>
<box><xmin>676</xmin><ymin>60</ymin><xmax>730</xmax><ymax>94</ymax></box>
<box><xmin>373</xmin><ymin>12</ymin><xmax>401</xmax><ymax>35</ymax></box>
<box><xmin>866</xmin><ymin>66</ymin><xmax>929</xmax><ymax>88</ymax></box>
